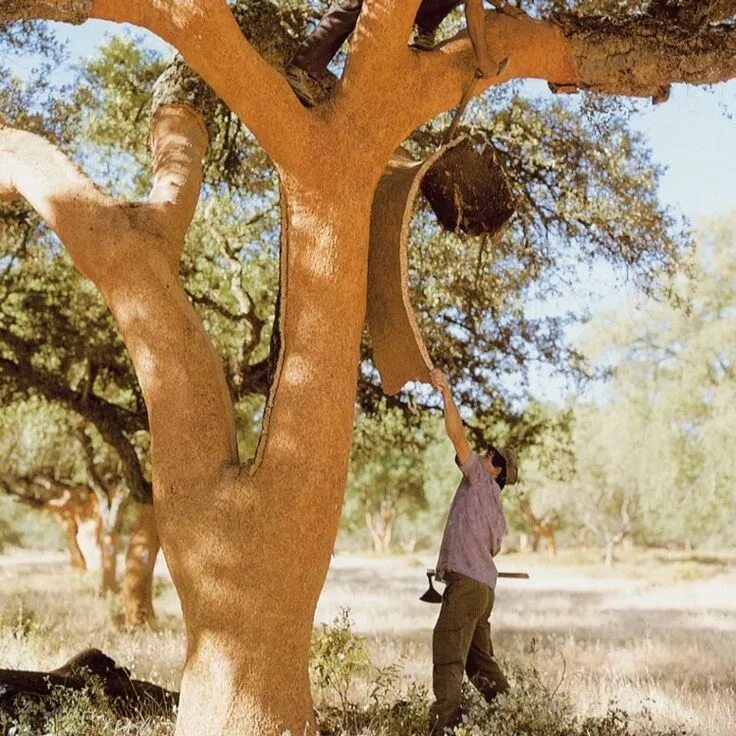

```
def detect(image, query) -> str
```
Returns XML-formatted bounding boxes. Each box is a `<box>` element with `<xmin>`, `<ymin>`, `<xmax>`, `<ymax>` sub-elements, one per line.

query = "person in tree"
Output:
<box><xmin>287</xmin><ymin>0</ymin><xmax>518</xmax><ymax>105</ymax></box>
<box><xmin>427</xmin><ymin>367</ymin><xmax>517</xmax><ymax>734</ymax></box>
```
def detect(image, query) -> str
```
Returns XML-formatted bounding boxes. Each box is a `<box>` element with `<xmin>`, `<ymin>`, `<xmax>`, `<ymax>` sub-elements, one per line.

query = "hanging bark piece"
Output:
<box><xmin>0</xmin><ymin>648</ymin><xmax>178</xmax><ymax>718</ymax></box>
<box><xmin>420</xmin><ymin>134</ymin><xmax>517</xmax><ymax>237</ymax></box>
<box><xmin>367</xmin><ymin>149</ymin><xmax>438</xmax><ymax>395</ymax></box>
<box><xmin>367</xmin><ymin>136</ymin><xmax>516</xmax><ymax>395</ymax></box>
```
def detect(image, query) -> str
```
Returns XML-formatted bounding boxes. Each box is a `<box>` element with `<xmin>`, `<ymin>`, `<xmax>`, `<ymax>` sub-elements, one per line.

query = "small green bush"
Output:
<box><xmin>0</xmin><ymin>597</ymin><xmax>44</xmax><ymax>639</ymax></box>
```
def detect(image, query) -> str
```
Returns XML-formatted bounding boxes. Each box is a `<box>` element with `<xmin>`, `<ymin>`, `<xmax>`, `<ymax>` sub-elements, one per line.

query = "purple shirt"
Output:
<box><xmin>435</xmin><ymin>452</ymin><xmax>508</xmax><ymax>589</ymax></box>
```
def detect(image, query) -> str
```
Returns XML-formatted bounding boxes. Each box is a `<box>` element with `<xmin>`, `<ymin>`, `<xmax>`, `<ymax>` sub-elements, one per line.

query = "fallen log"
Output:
<box><xmin>0</xmin><ymin>648</ymin><xmax>178</xmax><ymax>718</ymax></box>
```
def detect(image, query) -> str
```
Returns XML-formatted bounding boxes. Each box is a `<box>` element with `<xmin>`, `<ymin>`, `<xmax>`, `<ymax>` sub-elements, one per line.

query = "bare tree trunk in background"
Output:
<box><xmin>59</xmin><ymin>513</ymin><xmax>86</xmax><ymax>570</ymax></box>
<box><xmin>122</xmin><ymin>503</ymin><xmax>159</xmax><ymax>627</ymax></box>
<box><xmin>44</xmin><ymin>486</ymin><xmax>99</xmax><ymax>571</ymax></box>
<box><xmin>99</xmin><ymin>529</ymin><xmax>119</xmax><ymax>593</ymax></box>
<box><xmin>365</xmin><ymin>499</ymin><xmax>396</xmax><ymax>554</ymax></box>
<box><xmin>604</xmin><ymin>533</ymin><xmax>615</xmax><ymax>568</ymax></box>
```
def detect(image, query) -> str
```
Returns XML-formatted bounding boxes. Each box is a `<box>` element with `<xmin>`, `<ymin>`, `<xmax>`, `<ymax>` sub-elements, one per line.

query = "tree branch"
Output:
<box><xmin>2</xmin><ymin>0</ymin><xmax>317</xmax><ymax>169</ymax></box>
<box><xmin>0</xmin><ymin>104</ymin><xmax>238</xmax><ymax>496</ymax></box>
<box><xmin>556</xmin><ymin>13</ymin><xmax>736</xmax><ymax>97</ymax></box>
<box><xmin>0</xmin><ymin>122</ymin><xmax>119</xmax><ymax>276</ymax></box>
<box><xmin>342</xmin><ymin>0</ymin><xmax>422</xmax><ymax>98</ymax></box>
<box><xmin>397</xmin><ymin>9</ymin><xmax>736</xmax><ymax>146</ymax></box>
<box><xmin>89</xmin><ymin>0</ymin><xmax>316</xmax><ymax>171</ymax></box>
<box><xmin>146</xmin><ymin>105</ymin><xmax>209</xmax><ymax>248</ymax></box>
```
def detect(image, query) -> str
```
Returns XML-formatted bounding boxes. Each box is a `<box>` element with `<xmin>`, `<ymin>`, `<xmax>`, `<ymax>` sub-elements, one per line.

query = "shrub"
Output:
<box><xmin>0</xmin><ymin>679</ymin><xmax>175</xmax><ymax>736</ymax></box>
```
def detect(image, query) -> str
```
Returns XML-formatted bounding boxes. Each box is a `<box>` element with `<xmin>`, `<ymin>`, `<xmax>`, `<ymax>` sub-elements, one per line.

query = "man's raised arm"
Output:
<box><xmin>430</xmin><ymin>369</ymin><xmax>472</xmax><ymax>466</ymax></box>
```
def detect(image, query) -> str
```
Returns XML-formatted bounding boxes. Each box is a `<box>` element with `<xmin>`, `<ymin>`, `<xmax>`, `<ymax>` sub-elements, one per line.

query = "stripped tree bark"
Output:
<box><xmin>2</xmin><ymin>1</ymin><xmax>735</xmax><ymax>733</ymax></box>
<box><xmin>121</xmin><ymin>502</ymin><xmax>160</xmax><ymax>627</ymax></box>
<box><xmin>44</xmin><ymin>486</ymin><xmax>98</xmax><ymax>571</ymax></box>
<box><xmin>365</xmin><ymin>498</ymin><xmax>397</xmax><ymax>555</ymax></box>
<box><xmin>78</xmin><ymin>430</ymin><xmax>129</xmax><ymax>594</ymax></box>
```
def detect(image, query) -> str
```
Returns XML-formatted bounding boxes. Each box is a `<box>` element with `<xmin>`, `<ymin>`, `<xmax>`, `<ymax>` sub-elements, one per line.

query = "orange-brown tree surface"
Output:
<box><xmin>1</xmin><ymin>1</ymin><xmax>736</xmax><ymax>733</ymax></box>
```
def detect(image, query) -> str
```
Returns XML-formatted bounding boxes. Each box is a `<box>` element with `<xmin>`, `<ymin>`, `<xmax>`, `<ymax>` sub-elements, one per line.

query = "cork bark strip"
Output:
<box><xmin>367</xmin><ymin>139</ymin><xmax>466</xmax><ymax>394</ymax></box>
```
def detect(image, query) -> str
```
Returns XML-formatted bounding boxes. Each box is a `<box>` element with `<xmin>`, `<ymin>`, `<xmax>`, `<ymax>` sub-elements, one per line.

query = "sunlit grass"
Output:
<box><xmin>0</xmin><ymin>548</ymin><xmax>734</xmax><ymax>734</ymax></box>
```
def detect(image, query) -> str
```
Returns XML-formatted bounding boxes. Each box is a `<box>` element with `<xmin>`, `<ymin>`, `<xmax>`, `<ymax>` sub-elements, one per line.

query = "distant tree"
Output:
<box><xmin>578</xmin><ymin>215</ymin><xmax>736</xmax><ymax>550</ymax></box>
<box><xmin>0</xmin><ymin>398</ymin><xmax>157</xmax><ymax>622</ymax></box>
<box><xmin>346</xmin><ymin>405</ymin><xmax>425</xmax><ymax>553</ymax></box>
<box><xmin>499</xmin><ymin>403</ymin><xmax>574</xmax><ymax>555</ymax></box>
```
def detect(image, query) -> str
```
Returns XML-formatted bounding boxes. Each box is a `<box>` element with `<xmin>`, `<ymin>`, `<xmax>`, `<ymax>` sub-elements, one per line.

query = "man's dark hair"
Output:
<box><xmin>454</xmin><ymin>446</ymin><xmax>507</xmax><ymax>489</ymax></box>
<box><xmin>488</xmin><ymin>445</ymin><xmax>507</xmax><ymax>490</ymax></box>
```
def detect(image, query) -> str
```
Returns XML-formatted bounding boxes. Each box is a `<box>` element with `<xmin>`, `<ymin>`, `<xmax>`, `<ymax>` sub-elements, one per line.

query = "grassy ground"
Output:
<box><xmin>0</xmin><ymin>547</ymin><xmax>734</xmax><ymax>734</ymax></box>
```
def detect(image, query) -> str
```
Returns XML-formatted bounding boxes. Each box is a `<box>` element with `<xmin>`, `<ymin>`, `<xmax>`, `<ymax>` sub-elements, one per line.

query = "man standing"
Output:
<box><xmin>287</xmin><ymin>0</ymin><xmax>516</xmax><ymax>105</ymax></box>
<box><xmin>428</xmin><ymin>367</ymin><xmax>517</xmax><ymax>734</ymax></box>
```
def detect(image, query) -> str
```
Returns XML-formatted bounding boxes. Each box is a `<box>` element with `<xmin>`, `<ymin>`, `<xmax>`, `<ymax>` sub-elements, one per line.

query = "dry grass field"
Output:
<box><xmin>0</xmin><ymin>548</ymin><xmax>734</xmax><ymax>735</ymax></box>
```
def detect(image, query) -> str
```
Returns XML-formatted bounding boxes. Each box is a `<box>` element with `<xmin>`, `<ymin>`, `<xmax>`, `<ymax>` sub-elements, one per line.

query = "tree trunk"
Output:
<box><xmin>167</xmin><ymin>177</ymin><xmax>376</xmax><ymax>736</ymax></box>
<box><xmin>604</xmin><ymin>535</ymin><xmax>615</xmax><ymax>568</ymax></box>
<box><xmin>77</xmin><ymin>517</ymin><xmax>101</xmax><ymax>569</ymax></box>
<box><xmin>380</xmin><ymin>515</ymin><xmax>394</xmax><ymax>554</ymax></box>
<box><xmin>365</xmin><ymin>500</ymin><xmax>396</xmax><ymax>555</ymax></box>
<box><xmin>366</xmin><ymin>511</ymin><xmax>384</xmax><ymax>554</ymax></box>
<box><xmin>59</xmin><ymin>513</ymin><xmax>87</xmax><ymax>571</ymax></box>
<box><xmin>100</xmin><ymin>530</ymin><xmax>119</xmax><ymax>594</ymax></box>
<box><xmin>121</xmin><ymin>503</ymin><xmax>159</xmax><ymax>627</ymax></box>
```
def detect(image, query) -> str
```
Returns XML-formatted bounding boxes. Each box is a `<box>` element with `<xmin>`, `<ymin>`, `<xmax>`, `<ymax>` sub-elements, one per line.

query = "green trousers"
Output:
<box><xmin>428</xmin><ymin>572</ymin><xmax>509</xmax><ymax>734</ymax></box>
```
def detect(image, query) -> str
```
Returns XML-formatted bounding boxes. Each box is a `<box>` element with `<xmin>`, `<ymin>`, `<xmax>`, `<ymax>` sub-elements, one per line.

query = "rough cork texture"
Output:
<box><xmin>0</xmin><ymin>0</ymin><xmax>91</xmax><ymax>23</ymax></box>
<box><xmin>151</xmin><ymin>56</ymin><xmax>218</xmax><ymax>140</ymax></box>
<box><xmin>556</xmin><ymin>12</ymin><xmax>736</xmax><ymax>96</ymax></box>
<box><xmin>421</xmin><ymin>134</ymin><xmax>516</xmax><ymax>237</ymax></box>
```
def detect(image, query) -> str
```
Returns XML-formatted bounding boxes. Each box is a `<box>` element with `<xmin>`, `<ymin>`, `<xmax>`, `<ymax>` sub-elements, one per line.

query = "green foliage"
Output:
<box><xmin>310</xmin><ymin>608</ymin><xmax>371</xmax><ymax>712</ymax></box>
<box><xmin>0</xmin><ymin>680</ymin><xmax>174</xmax><ymax>736</ymax></box>
<box><xmin>344</xmin><ymin>405</ymin><xmax>427</xmax><ymax>551</ymax></box>
<box><xmin>506</xmin><ymin>215</ymin><xmax>736</xmax><ymax>556</ymax></box>
<box><xmin>0</xmin><ymin>495</ymin><xmax>65</xmax><ymax>552</ymax></box>
<box><xmin>309</xmin><ymin>609</ymin><xmax>693</xmax><ymax>736</ymax></box>
<box><xmin>568</xmin><ymin>216</ymin><xmax>736</xmax><ymax>550</ymax></box>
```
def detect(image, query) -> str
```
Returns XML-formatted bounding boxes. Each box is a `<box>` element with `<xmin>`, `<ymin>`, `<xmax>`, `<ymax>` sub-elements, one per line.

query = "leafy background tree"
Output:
<box><xmin>1</xmin><ymin>2</ymin><xmax>731</xmax><ymax>569</ymax></box>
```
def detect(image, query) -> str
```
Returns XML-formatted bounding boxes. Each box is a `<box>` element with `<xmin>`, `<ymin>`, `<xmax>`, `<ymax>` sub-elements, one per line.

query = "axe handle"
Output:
<box><xmin>427</xmin><ymin>569</ymin><xmax>529</xmax><ymax>579</ymax></box>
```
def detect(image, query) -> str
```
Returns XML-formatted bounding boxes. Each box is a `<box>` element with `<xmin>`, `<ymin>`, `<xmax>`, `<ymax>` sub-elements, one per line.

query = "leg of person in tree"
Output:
<box><xmin>411</xmin><ymin>0</ymin><xmax>463</xmax><ymax>50</ymax></box>
<box><xmin>429</xmin><ymin>573</ymin><xmax>490</xmax><ymax>734</ymax></box>
<box><xmin>413</xmin><ymin>0</ymin><xmax>515</xmax><ymax>75</ymax></box>
<box><xmin>464</xmin><ymin>587</ymin><xmax>510</xmax><ymax>702</ymax></box>
<box><xmin>287</xmin><ymin>0</ymin><xmax>363</xmax><ymax>105</ymax></box>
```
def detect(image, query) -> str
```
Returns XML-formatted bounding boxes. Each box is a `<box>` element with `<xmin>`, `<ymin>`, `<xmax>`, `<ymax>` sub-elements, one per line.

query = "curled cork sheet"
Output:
<box><xmin>367</xmin><ymin>139</ymin><xmax>464</xmax><ymax>395</ymax></box>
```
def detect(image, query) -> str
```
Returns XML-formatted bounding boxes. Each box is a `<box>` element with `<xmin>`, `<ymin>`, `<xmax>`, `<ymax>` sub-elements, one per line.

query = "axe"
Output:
<box><xmin>420</xmin><ymin>568</ymin><xmax>529</xmax><ymax>604</ymax></box>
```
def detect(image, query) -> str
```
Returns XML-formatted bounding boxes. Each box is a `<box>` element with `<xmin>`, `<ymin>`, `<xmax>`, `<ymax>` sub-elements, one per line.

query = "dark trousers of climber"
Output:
<box><xmin>429</xmin><ymin>572</ymin><xmax>510</xmax><ymax>734</ymax></box>
<box><xmin>292</xmin><ymin>0</ymin><xmax>463</xmax><ymax>78</ymax></box>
